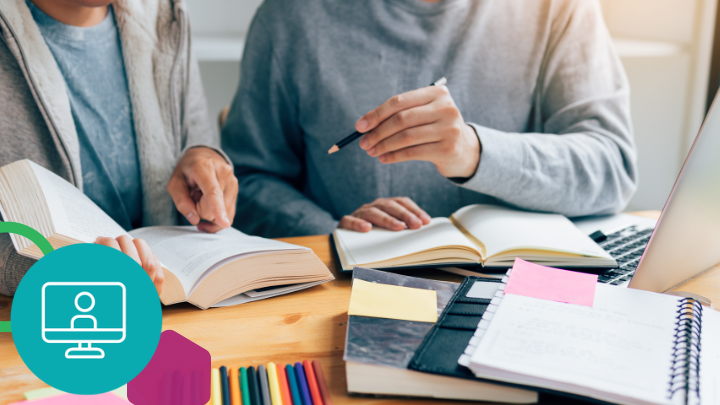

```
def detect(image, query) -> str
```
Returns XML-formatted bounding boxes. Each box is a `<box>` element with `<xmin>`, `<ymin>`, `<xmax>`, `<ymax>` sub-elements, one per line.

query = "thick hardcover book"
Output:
<box><xmin>0</xmin><ymin>159</ymin><xmax>333</xmax><ymax>309</ymax></box>
<box><xmin>343</xmin><ymin>267</ymin><xmax>537</xmax><ymax>403</ymax></box>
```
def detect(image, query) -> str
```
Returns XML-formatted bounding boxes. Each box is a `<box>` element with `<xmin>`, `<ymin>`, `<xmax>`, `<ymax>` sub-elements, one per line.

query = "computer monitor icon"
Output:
<box><xmin>42</xmin><ymin>282</ymin><xmax>126</xmax><ymax>359</ymax></box>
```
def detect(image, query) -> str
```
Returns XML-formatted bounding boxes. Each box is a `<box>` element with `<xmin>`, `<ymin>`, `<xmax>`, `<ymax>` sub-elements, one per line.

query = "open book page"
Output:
<box><xmin>30</xmin><ymin>161</ymin><xmax>129</xmax><ymax>242</ymax></box>
<box><xmin>210</xmin><ymin>280</ymin><xmax>329</xmax><ymax>307</ymax></box>
<box><xmin>128</xmin><ymin>226</ymin><xmax>309</xmax><ymax>296</ymax></box>
<box><xmin>334</xmin><ymin>218</ymin><xmax>478</xmax><ymax>266</ymax></box>
<box><xmin>700</xmin><ymin>309</ymin><xmax>720</xmax><ymax>404</ymax></box>
<box><xmin>452</xmin><ymin>204</ymin><xmax>609</xmax><ymax>258</ymax></box>
<box><xmin>469</xmin><ymin>284</ymin><xmax>681</xmax><ymax>405</ymax></box>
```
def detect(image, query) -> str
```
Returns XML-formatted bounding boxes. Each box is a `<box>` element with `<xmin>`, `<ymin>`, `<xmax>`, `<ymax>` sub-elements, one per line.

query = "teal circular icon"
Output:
<box><xmin>12</xmin><ymin>244</ymin><xmax>162</xmax><ymax>395</ymax></box>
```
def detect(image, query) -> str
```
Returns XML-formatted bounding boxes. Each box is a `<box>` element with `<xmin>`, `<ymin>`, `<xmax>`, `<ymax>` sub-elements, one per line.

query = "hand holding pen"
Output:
<box><xmin>329</xmin><ymin>77</ymin><xmax>481</xmax><ymax>179</ymax></box>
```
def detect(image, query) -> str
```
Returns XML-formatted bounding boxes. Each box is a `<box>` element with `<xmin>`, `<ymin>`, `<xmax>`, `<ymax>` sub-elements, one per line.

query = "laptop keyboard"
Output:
<box><xmin>596</xmin><ymin>226</ymin><xmax>653</xmax><ymax>285</ymax></box>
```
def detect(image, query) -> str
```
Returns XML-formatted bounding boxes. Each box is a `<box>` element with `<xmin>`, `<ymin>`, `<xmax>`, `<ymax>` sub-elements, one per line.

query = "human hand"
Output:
<box><xmin>339</xmin><ymin>197</ymin><xmax>431</xmax><ymax>232</ymax></box>
<box><xmin>167</xmin><ymin>147</ymin><xmax>238</xmax><ymax>233</ymax></box>
<box><xmin>356</xmin><ymin>85</ymin><xmax>481</xmax><ymax>178</ymax></box>
<box><xmin>95</xmin><ymin>236</ymin><xmax>164</xmax><ymax>295</ymax></box>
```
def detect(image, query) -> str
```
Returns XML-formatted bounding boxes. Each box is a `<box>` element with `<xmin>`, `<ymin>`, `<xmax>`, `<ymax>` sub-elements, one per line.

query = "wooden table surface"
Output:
<box><xmin>0</xmin><ymin>211</ymin><xmax>718</xmax><ymax>404</ymax></box>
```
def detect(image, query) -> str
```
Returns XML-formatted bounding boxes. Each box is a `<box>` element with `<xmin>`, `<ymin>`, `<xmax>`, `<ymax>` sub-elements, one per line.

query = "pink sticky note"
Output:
<box><xmin>504</xmin><ymin>258</ymin><xmax>598</xmax><ymax>306</ymax></box>
<box><xmin>9</xmin><ymin>393</ymin><xmax>128</xmax><ymax>405</ymax></box>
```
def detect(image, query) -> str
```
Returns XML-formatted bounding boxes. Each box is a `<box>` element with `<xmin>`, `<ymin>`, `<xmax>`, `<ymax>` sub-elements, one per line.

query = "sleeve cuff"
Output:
<box><xmin>182</xmin><ymin>144</ymin><xmax>232</xmax><ymax>165</ymax></box>
<box><xmin>454</xmin><ymin>123</ymin><xmax>526</xmax><ymax>194</ymax></box>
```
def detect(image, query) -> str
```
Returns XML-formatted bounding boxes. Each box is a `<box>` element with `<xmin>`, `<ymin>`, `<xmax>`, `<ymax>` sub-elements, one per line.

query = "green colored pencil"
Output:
<box><xmin>240</xmin><ymin>367</ymin><xmax>250</xmax><ymax>405</ymax></box>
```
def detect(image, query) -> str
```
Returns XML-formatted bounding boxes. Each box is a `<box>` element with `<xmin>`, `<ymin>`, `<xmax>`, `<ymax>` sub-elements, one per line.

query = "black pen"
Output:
<box><xmin>327</xmin><ymin>77</ymin><xmax>447</xmax><ymax>154</ymax></box>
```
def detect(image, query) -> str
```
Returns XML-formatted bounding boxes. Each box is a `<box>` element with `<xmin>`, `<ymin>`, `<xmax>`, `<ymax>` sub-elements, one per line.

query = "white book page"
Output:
<box><xmin>210</xmin><ymin>280</ymin><xmax>329</xmax><ymax>307</ymax></box>
<box><xmin>700</xmin><ymin>309</ymin><xmax>720</xmax><ymax>404</ymax></box>
<box><xmin>334</xmin><ymin>218</ymin><xmax>477</xmax><ymax>265</ymax></box>
<box><xmin>453</xmin><ymin>204</ymin><xmax>610</xmax><ymax>258</ymax></box>
<box><xmin>129</xmin><ymin>226</ymin><xmax>308</xmax><ymax>295</ymax></box>
<box><xmin>470</xmin><ymin>284</ymin><xmax>681</xmax><ymax>404</ymax></box>
<box><xmin>30</xmin><ymin>161</ymin><xmax>129</xmax><ymax>242</ymax></box>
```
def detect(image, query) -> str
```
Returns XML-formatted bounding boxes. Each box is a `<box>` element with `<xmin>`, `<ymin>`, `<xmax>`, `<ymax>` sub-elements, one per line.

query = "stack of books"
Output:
<box><xmin>343</xmin><ymin>264</ymin><xmax>720</xmax><ymax>405</ymax></box>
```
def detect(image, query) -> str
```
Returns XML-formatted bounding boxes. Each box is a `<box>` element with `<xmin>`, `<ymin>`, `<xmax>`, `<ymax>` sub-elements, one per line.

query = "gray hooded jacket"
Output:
<box><xmin>0</xmin><ymin>0</ymin><xmax>225</xmax><ymax>296</ymax></box>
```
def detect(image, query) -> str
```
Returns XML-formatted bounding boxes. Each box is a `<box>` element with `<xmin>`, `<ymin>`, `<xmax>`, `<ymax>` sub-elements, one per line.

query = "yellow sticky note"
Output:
<box><xmin>348</xmin><ymin>279</ymin><xmax>438</xmax><ymax>323</ymax></box>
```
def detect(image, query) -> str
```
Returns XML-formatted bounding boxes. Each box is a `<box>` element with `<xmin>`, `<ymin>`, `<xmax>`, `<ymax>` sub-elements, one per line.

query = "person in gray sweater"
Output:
<box><xmin>0</xmin><ymin>0</ymin><xmax>238</xmax><ymax>296</ymax></box>
<box><xmin>222</xmin><ymin>0</ymin><xmax>638</xmax><ymax>237</ymax></box>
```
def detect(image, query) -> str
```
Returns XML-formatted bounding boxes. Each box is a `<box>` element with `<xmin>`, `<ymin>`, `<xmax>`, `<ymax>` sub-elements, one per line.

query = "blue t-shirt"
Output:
<box><xmin>27</xmin><ymin>1</ymin><xmax>143</xmax><ymax>230</ymax></box>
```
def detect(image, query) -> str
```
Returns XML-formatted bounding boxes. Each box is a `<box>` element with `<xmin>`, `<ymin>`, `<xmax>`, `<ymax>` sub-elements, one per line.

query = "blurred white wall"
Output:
<box><xmin>599</xmin><ymin>0</ymin><xmax>717</xmax><ymax>211</ymax></box>
<box><xmin>185</xmin><ymin>0</ymin><xmax>262</xmax><ymax>123</ymax></box>
<box><xmin>187</xmin><ymin>0</ymin><xmax>717</xmax><ymax>212</ymax></box>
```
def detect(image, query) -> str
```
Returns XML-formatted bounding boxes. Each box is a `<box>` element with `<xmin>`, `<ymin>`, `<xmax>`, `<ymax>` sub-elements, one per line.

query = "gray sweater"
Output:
<box><xmin>0</xmin><ymin>0</ymin><xmax>224</xmax><ymax>296</ymax></box>
<box><xmin>222</xmin><ymin>0</ymin><xmax>638</xmax><ymax>238</ymax></box>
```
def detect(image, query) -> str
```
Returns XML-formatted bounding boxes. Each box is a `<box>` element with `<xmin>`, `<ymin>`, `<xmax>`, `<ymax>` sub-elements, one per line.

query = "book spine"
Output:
<box><xmin>667</xmin><ymin>298</ymin><xmax>703</xmax><ymax>405</ymax></box>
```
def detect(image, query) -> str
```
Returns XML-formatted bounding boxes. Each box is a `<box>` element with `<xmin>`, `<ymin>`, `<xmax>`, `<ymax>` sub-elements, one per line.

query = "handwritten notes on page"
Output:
<box><xmin>348</xmin><ymin>279</ymin><xmax>438</xmax><ymax>323</ymax></box>
<box><xmin>469</xmin><ymin>285</ymin><xmax>681</xmax><ymax>405</ymax></box>
<box><xmin>504</xmin><ymin>258</ymin><xmax>597</xmax><ymax>306</ymax></box>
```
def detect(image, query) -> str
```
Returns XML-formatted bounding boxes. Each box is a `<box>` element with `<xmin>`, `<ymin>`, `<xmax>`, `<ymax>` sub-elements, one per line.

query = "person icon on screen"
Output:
<box><xmin>70</xmin><ymin>292</ymin><xmax>97</xmax><ymax>330</ymax></box>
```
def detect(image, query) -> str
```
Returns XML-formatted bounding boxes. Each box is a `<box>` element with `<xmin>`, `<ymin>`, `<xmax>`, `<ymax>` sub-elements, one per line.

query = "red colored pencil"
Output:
<box><xmin>277</xmin><ymin>364</ymin><xmax>293</xmax><ymax>405</ymax></box>
<box><xmin>312</xmin><ymin>361</ymin><xmax>332</xmax><ymax>405</ymax></box>
<box><xmin>302</xmin><ymin>360</ymin><xmax>324</xmax><ymax>405</ymax></box>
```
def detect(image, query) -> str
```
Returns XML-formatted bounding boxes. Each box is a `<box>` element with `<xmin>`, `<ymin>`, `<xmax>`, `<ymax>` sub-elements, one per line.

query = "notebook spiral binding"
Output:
<box><xmin>667</xmin><ymin>298</ymin><xmax>703</xmax><ymax>405</ymax></box>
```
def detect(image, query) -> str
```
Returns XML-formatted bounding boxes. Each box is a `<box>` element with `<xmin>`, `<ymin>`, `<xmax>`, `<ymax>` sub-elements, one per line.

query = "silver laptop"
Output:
<box><xmin>575</xmin><ymin>92</ymin><xmax>720</xmax><ymax>292</ymax></box>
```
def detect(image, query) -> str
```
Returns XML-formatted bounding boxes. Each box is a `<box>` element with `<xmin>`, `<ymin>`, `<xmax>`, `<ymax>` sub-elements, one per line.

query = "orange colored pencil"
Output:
<box><xmin>230</xmin><ymin>368</ymin><xmax>241</xmax><ymax>405</ymax></box>
<box><xmin>277</xmin><ymin>364</ymin><xmax>293</xmax><ymax>405</ymax></box>
<box><xmin>302</xmin><ymin>360</ymin><xmax>324</xmax><ymax>405</ymax></box>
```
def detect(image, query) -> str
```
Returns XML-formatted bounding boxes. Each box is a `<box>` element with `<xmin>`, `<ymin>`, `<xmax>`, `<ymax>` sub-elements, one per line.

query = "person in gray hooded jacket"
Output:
<box><xmin>0</xmin><ymin>0</ymin><xmax>238</xmax><ymax>296</ymax></box>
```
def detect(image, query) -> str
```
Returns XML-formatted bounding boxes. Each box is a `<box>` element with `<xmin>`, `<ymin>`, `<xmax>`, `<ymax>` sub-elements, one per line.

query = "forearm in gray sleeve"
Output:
<box><xmin>0</xmin><ymin>233</ymin><xmax>36</xmax><ymax>297</ymax></box>
<box><xmin>461</xmin><ymin>107</ymin><xmax>637</xmax><ymax>218</ymax></box>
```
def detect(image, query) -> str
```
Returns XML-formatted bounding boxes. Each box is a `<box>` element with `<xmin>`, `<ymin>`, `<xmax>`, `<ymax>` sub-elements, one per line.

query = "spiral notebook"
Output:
<box><xmin>460</xmin><ymin>283</ymin><xmax>720</xmax><ymax>405</ymax></box>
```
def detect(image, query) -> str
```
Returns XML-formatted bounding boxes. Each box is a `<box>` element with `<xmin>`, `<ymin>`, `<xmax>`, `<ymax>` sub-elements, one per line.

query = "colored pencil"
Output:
<box><xmin>327</xmin><ymin>77</ymin><xmax>447</xmax><ymax>154</ymax></box>
<box><xmin>248</xmin><ymin>367</ymin><xmax>261</xmax><ymax>405</ymax></box>
<box><xmin>258</xmin><ymin>365</ymin><xmax>272</xmax><ymax>405</ymax></box>
<box><xmin>286</xmin><ymin>364</ymin><xmax>302</xmax><ymax>405</ymax></box>
<box><xmin>277</xmin><ymin>364</ymin><xmax>293</xmax><ymax>405</ymax></box>
<box><xmin>221</xmin><ymin>366</ymin><xmax>231</xmax><ymax>405</ymax></box>
<box><xmin>302</xmin><ymin>360</ymin><xmax>323</xmax><ymax>405</ymax></box>
<box><xmin>267</xmin><ymin>363</ymin><xmax>283</xmax><ymax>405</ymax></box>
<box><xmin>241</xmin><ymin>368</ymin><xmax>251</xmax><ymax>405</ymax></box>
<box><xmin>294</xmin><ymin>363</ymin><xmax>313</xmax><ymax>405</ymax></box>
<box><xmin>212</xmin><ymin>368</ymin><xmax>222</xmax><ymax>405</ymax></box>
<box><xmin>230</xmin><ymin>368</ymin><xmax>241</xmax><ymax>405</ymax></box>
<box><xmin>311</xmin><ymin>361</ymin><xmax>332</xmax><ymax>405</ymax></box>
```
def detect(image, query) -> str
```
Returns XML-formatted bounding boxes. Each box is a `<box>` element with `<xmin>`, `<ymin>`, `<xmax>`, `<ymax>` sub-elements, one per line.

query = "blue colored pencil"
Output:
<box><xmin>220</xmin><ymin>366</ymin><xmax>231</xmax><ymax>405</ymax></box>
<box><xmin>286</xmin><ymin>364</ymin><xmax>302</xmax><ymax>405</ymax></box>
<box><xmin>248</xmin><ymin>367</ymin><xmax>261</xmax><ymax>405</ymax></box>
<box><xmin>294</xmin><ymin>363</ymin><xmax>313</xmax><ymax>405</ymax></box>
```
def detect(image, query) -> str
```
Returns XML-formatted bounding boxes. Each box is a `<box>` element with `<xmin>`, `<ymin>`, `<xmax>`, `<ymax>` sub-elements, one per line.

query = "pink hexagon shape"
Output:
<box><xmin>128</xmin><ymin>330</ymin><xmax>210</xmax><ymax>405</ymax></box>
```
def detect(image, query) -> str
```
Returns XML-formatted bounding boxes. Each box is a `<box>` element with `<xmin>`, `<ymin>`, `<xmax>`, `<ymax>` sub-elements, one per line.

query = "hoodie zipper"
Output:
<box><xmin>0</xmin><ymin>11</ymin><xmax>79</xmax><ymax>186</ymax></box>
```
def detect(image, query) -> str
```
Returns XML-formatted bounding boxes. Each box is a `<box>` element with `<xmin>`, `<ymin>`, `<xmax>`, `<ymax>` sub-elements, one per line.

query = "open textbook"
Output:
<box><xmin>0</xmin><ymin>160</ymin><xmax>333</xmax><ymax>309</ymax></box>
<box><xmin>333</xmin><ymin>204</ymin><xmax>616</xmax><ymax>271</ymax></box>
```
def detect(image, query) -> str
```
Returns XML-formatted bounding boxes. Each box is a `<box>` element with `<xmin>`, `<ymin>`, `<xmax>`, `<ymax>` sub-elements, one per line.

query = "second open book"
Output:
<box><xmin>333</xmin><ymin>204</ymin><xmax>616</xmax><ymax>271</ymax></box>
<box><xmin>0</xmin><ymin>160</ymin><xmax>333</xmax><ymax>309</ymax></box>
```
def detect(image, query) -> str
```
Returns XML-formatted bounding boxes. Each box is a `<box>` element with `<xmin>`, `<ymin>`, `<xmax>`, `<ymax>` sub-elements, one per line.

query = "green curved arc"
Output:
<box><xmin>0</xmin><ymin>222</ymin><xmax>54</xmax><ymax>332</ymax></box>
<box><xmin>0</xmin><ymin>222</ymin><xmax>54</xmax><ymax>255</ymax></box>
